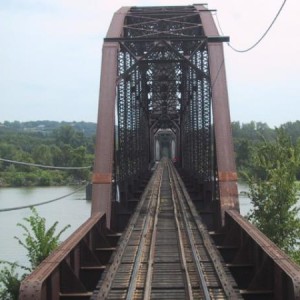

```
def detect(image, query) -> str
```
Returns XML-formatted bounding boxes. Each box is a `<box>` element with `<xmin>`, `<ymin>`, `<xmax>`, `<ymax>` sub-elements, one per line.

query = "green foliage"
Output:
<box><xmin>38</xmin><ymin>172</ymin><xmax>52</xmax><ymax>186</ymax></box>
<box><xmin>245</xmin><ymin>128</ymin><xmax>300</xmax><ymax>261</ymax></box>
<box><xmin>0</xmin><ymin>262</ymin><xmax>24</xmax><ymax>300</ymax></box>
<box><xmin>14</xmin><ymin>207</ymin><xmax>71</xmax><ymax>270</ymax></box>
<box><xmin>281</xmin><ymin>121</ymin><xmax>300</xmax><ymax>145</ymax></box>
<box><xmin>232</xmin><ymin>121</ymin><xmax>300</xmax><ymax>179</ymax></box>
<box><xmin>0</xmin><ymin>209</ymin><xmax>70</xmax><ymax>298</ymax></box>
<box><xmin>232</xmin><ymin>121</ymin><xmax>275</xmax><ymax>174</ymax></box>
<box><xmin>32</xmin><ymin>144</ymin><xmax>53</xmax><ymax>165</ymax></box>
<box><xmin>11</xmin><ymin>173</ymin><xmax>25</xmax><ymax>187</ymax></box>
<box><xmin>0</xmin><ymin>121</ymin><xmax>95</xmax><ymax>186</ymax></box>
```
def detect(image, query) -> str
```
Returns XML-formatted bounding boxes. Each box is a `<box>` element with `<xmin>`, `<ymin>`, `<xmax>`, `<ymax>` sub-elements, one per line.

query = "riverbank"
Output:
<box><xmin>0</xmin><ymin>170</ymin><xmax>90</xmax><ymax>187</ymax></box>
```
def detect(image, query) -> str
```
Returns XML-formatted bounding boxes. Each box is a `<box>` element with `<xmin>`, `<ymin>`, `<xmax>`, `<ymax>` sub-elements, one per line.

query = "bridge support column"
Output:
<box><xmin>91</xmin><ymin>43</ymin><xmax>118</xmax><ymax>228</ymax></box>
<box><xmin>92</xmin><ymin>7</ymin><xmax>130</xmax><ymax>228</ymax></box>
<box><xmin>198</xmin><ymin>6</ymin><xmax>239</xmax><ymax>225</ymax></box>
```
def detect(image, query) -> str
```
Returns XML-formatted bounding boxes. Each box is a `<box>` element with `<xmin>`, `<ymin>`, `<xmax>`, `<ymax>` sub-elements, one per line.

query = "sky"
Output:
<box><xmin>0</xmin><ymin>0</ymin><xmax>298</xmax><ymax>127</ymax></box>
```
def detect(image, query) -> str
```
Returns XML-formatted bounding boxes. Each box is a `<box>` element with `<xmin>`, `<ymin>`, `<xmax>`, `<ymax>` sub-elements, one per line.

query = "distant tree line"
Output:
<box><xmin>0</xmin><ymin>121</ymin><xmax>96</xmax><ymax>186</ymax></box>
<box><xmin>2</xmin><ymin>119</ymin><xmax>300</xmax><ymax>186</ymax></box>
<box><xmin>232</xmin><ymin>120</ymin><xmax>300</xmax><ymax>179</ymax></box>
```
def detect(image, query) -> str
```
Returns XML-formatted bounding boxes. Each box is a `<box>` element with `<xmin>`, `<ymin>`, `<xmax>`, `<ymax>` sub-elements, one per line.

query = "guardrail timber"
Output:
<box><xmin>19</xmin><ymin>212</ymin><xmax>110</xmax><ymax>300</ymax></box>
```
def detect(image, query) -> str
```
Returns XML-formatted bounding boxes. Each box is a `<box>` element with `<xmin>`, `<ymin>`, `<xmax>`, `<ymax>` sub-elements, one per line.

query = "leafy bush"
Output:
<box><xmin>38</xmin><ymin>172</ymin><xmax>52</xmax><ymax>186</ymax></box>
<box><xmin>15</xmin><ymin>207</ymin><xmax>71</xmax><ymax>270</ymax></box>
<box><xmin>11</xmin><ymin>173</ymin><xmax>25</xmax><ymax>187</ymax></box>
<box><xmin>245</xmin><ymin>129</ymin><xmax>300</xmax><ymax>262</ymax></box>
<box><xmin>0</xmin><ymin>208</ymin><xmax>70</xmax><ymax>297</ymax></box>
<box><xmin>0</xmin><ymin>263</ymin><xmax>23</xmax><ymax>300</ymax></box>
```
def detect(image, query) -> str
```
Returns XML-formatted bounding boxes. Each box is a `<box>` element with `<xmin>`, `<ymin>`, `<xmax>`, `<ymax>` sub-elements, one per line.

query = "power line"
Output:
<box><xmin>214</xmin><ymin>0</ymin><xmax>287</xmax><ymax>53</ymax></box>
<box><xmin>0</xmin><ymin>184</ymin><xmax>88</xmax><ymax>212</ymax></box>
<box><xmin>0</xmin><ymin>158</ymin><xmax>91</xmax><ymax>170</ymax></box>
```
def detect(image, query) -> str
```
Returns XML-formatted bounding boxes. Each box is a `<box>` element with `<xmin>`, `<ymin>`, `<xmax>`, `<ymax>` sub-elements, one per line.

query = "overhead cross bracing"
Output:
<box><xmin>91</xmin><ymin>4</ymin><xmax>238</xmax><ymax>230</ymax></box>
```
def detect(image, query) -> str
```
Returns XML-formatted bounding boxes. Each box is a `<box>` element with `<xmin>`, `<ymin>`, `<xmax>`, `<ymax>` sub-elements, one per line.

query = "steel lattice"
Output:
<box><xmin>114</xmin><ymin>6</ymin><xmax>218</xmax><ymax>204</ymax></box>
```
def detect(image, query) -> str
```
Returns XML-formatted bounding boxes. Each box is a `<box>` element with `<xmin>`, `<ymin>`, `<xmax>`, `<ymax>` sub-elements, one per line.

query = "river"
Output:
<box><xmin>0</xmin><ymin>186</ymin><xmax>91</xmax><ymax>268</ymax></box>
<box><xmin>0</xmin><ymin>183</ymin><xmax>252</xmax><ymax>270</ymax></box>
<box><xmin>238</xmin><ymin>182</ymin><xmax>252</xmax><ymax>216</ymax></box>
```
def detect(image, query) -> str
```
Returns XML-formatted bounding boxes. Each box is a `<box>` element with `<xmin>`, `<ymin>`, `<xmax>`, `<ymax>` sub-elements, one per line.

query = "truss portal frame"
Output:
<box><xmin>92</xmin><ymin>5</ymin><xmax>239</xmax><ymax>228</ymax></box>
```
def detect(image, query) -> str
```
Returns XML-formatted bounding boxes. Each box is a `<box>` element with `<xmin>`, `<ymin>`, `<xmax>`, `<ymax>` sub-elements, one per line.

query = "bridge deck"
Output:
<box><xmin>92</xmin><ymin>159</ymin><xmax>241</xmax><ymax>299</ymax></box>
<box><xmin>19</xmin><ymin>158</ymin><xmax>300</xmax><ymax>299</ymax></box>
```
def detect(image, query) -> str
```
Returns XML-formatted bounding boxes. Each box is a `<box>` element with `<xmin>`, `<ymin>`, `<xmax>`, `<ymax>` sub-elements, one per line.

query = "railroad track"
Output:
<box><xmin>92</xmin><ymin>159</ymin><xmax>242</xmax><ymax>299</ymax></box>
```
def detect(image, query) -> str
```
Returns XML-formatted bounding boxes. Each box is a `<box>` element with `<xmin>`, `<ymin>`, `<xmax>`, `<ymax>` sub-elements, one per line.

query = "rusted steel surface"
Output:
<box><xmin>91</xmin><ymin>7</ymin><xmax>130</xmax><ymax>227</ymax></box>
<box><xmin>93</xmin><ymin>4</ymin><xmax>239</xmax><ymax>231</ymax></box>
<box><xmin>92</xmin><ymin>159</ymin><xmax>241</xmax><ymax>299</ymax></box>
<box><xmin>218</xmin><ymin>171</ymin><xmax>238</xmax><ymax>182</ymax></box>
<box><xmin>197</xmin><ymin>5</ymin><xmax>239</xmax><ymax>224</ymax></box>
<box><xmin>215</xmin><ymin>209</ymin><xmax>300</xmax><ymax>299</ymax></box>
<box><xmin>19</xmin><ymin>213</ymin><xmax>120</xmax><ymax>300</ymax></box>
<box><xmin>92</xmin><ymin>173</ymin><xmax>113</xmax><ymax>184</ymax></box>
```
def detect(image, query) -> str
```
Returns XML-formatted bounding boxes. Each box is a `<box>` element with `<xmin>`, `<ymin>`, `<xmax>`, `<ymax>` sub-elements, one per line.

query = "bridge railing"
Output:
<box><xmin>19</xmin><ymin>212</ymin><xmax>117</xmax><ymax>300</ymax></box>
<box><xmin>221</xmin><ymin>209</ymin><xmax>300</xmax><ymax>299</ymax></box>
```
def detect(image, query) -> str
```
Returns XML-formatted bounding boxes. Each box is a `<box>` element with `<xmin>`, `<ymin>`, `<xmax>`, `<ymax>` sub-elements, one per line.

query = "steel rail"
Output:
<box><xmin>168</xmin><ymin>162</ymin><xmax>211</xmax><ymax>299</ymax></box>
<box><xmin>169</xmin><ymin>165</ymin><xmax>195</xmax><ymax>299</ymax></box>
<box><xmin>126</xmin><ymin>162</ymin><xmax>164</xmax><ymax>300</ymax></box>
<box><xmin>169</xmin><ymin>160</ymin><xmax>241</xmax><ymax>299</ymax></box>
<box><xmin>142</xmin><ymin>163</ymin><xmax>164</xmax><ymax>300</ymax></box>
<box><xmin>93</xmin><ymin>160</ymin><xmax>240</xmax><ymax>299</ymax></box>
<box><xmin>95</xmin><ymin>164</ymin><xmax>163</xmax><ymax>299</ymax></box>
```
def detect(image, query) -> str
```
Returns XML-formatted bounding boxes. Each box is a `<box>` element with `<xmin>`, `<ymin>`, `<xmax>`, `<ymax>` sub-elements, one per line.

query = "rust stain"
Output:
<box><xmin>92</xmin><ymin>173</ymin><xmax>112</xmax><ymax>184</ymax></box>
<box><xmin>218</xmin><ymin>171</ymin><xmax>237</xmax><ymax>182</ymax></box>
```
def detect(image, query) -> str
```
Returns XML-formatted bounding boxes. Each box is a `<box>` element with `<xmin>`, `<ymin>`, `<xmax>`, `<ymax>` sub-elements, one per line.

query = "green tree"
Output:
<box><xmin>32</xmin><ymin>144</ymin><xmax>53</xmax><ymax>165</ymax></box>
<box><xmin>54</xmin><ymin>125</ymin><xmax>76</xmax><ymax>145</ymax></box>
<box><xmin>0</xmin><ymin>208</ymin><xmax>70</xmax><ymax>298</ymax></box>
<box><xmin>15</xmin><ymin>207</ymin><xmax>70</xmax><ymax>270</ymax></box>
<box><xmin>70</xmin><ymin>146</ymin><xmax>90</xmax><ymax>180</ymax></box>
<box><xmin>281</xmin><ymin>120</ymin><xmax>300</xmax><ymax>145</ymax></box>
<box><xmin>234</xmin><ymin>138</ymin><xmax>252</xmax><ymax>172</ymax></box>
<box><xmin>12</xmin><ymin>151</ymin><xmax>34</xmax><ymax>172</ymax></box>
<box><xmin>50</xmin><ymin>145</ymin><xmax>63</xmax><ymax>166</ymax></box>
<box><xmin>0</xmin><ymin>143</ymin><xmax>17</xmax><ymax>161</ymax></box>
<box><xmin>0</xmin><ymin>263</ymin><xmax>24</xmax><ymax>300</ymax></box>
<box><xmin>246</xmin><ymin>128</ymin><xmax>300</xmax><ymax>260</ymax></box>
<box><xmin>38</xmin><ymin>171</ymin><xmax>52</xmax><ymax>186</ymax></box>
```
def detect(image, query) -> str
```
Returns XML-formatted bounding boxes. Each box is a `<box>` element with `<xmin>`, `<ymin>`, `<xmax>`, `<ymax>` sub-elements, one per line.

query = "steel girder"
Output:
<box><xmin>91</xmin><ymin>7</ymin><xmax>130</xmax><ymax>227</ymax></box>
<box><xmin>92</xmin><ymin>5</ymin><xmax>238</xmax><ymax>228</ymax></box>
<box><xmin>198</xmin><ymin>5</ymin><xmax>240</xmax><ymax>223</ymax></box>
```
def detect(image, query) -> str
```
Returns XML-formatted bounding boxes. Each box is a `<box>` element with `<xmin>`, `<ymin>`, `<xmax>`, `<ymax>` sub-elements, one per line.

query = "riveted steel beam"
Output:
<box><xmin>104</xmin><ymin>36</ymin><xmax>229</xmax><ymax>43</ymax></box>
<box><xmin>197</xmin><ymin>4</ymin><xmax>239</xmax><ymax>226</ymax></box>
<box><xmin>91</xmin><ymin>7</ymin><xmax>130</xmax><ymax>228</ymax></box>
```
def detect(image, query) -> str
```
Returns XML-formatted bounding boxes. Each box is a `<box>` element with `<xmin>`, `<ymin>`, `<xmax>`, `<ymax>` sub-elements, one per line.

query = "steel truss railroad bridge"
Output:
<box><xmin>20</xmin><ymin>5</ymin><xmax>300</xmax><ymax>300</ymax></box>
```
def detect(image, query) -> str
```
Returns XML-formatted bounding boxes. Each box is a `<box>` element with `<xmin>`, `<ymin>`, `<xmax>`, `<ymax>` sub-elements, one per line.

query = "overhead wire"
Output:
<box><xmin>0</xmin><ymin>158</ymin><xmax>91</xmax><ymax>211</ymax></box>
<box><xmin>214</xmin><ymin>0</ymin><xmax>287</xmax><ymax>53</ymax></box>
<box><xmin>0</xmin><ymin>158</ymin><xmax>91</xmax><ymax>170</ymax></box>
<box><xmin>0</xmin><ymin>184</ymin><xmax>88</xmax><ymax>212</ymax></box>
<box><xmin>1</xmin><ymin>2</ymin><xmax>287</xmax><ymax>211</ymax></box>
